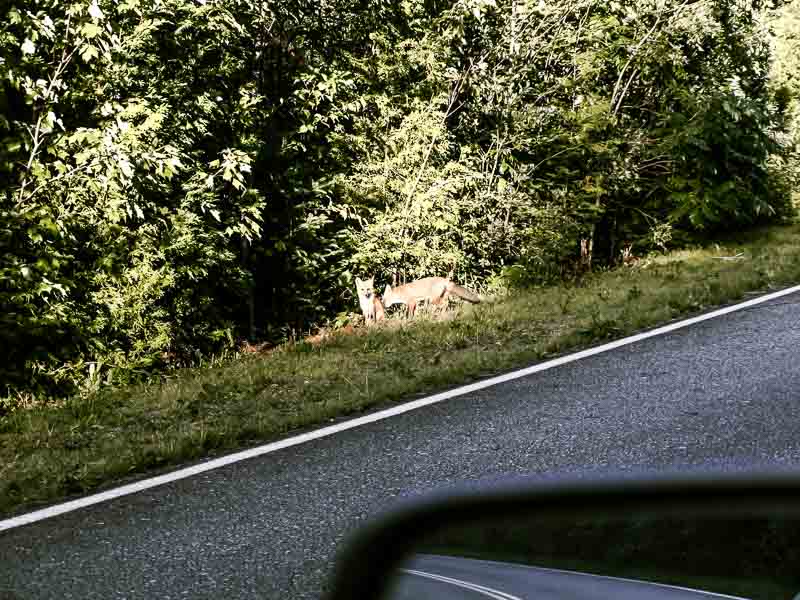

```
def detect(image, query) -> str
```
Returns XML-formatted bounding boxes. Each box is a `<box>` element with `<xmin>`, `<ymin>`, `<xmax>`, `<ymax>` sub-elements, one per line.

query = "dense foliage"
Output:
<box><xmin>1</xmin><ymin>0</ymin><xmax>797</xmax><ymax>403</ymax></box>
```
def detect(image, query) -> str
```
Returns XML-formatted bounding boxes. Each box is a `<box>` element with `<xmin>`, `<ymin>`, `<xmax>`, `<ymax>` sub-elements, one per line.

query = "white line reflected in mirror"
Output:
<box><xmin>401</xmin><ymin>568</ymin><xmax>522</xmax><ymax>600</ymax></box>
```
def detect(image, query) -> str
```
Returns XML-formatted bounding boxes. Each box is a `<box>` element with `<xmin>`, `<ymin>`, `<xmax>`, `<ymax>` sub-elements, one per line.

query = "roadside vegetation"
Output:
<box><xmin>2</xmin><ymin>224</ymin><xmax>800</xmax><ymax>516</ymax></box>
<box><xmin>3</xmin><ymin>0</ymin><xmax>800</xmax><ymax>405</ymax></box>
<box><xmin>3</xmin><ymin>0</ymin><xmax>800</xmax><ymax>515</ymax></box>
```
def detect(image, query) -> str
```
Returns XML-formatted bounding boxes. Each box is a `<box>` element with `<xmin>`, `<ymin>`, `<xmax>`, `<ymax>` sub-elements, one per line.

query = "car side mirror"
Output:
<box><xmin>326</xmin><ymin>472</ymin><xmax>800</xmax><ymax>600</ymax></box>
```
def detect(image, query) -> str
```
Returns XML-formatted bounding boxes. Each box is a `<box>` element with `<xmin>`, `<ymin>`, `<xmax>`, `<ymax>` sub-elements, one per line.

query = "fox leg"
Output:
<box><xmin>429</xmin><ymin>294</ymin><xmax>446</xmax><ymax>314</ymax></box>
<box><xmin>431</xmin><ymin>287</ymin><xmax>449</xmax><ymax>314</ymax></box>
<box><xmin>373</xmin><ymin>297</ymin><xmax>385</xmax><ymax>323</ymax></box>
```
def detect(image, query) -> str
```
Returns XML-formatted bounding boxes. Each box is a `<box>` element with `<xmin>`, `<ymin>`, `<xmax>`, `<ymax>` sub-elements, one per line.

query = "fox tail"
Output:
<box><xmin>447</xmin><ymin>282</ymin><xmax>481</xmax><ymax>303</ymax></box>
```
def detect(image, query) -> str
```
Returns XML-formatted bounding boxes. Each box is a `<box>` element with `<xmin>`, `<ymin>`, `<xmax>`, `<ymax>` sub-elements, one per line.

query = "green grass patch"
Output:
<box><xmin>2</xmin><ymin>225</ymin><xmax>800</xmax><ymax>516</ymax></box>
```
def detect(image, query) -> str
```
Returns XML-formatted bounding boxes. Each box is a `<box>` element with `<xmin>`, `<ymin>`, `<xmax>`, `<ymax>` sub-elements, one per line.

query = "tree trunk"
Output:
<box><xmin>241</xmin><ymin>237</ymin><xmax>255</xmax><ymax>341</ymax></box>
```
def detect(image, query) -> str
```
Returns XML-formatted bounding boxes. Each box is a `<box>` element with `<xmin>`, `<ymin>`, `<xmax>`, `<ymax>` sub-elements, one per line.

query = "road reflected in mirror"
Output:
<box><xmin>383</xmin><ymin>510</ymin><xmax>800</xmax><ymax>600</ymax></box>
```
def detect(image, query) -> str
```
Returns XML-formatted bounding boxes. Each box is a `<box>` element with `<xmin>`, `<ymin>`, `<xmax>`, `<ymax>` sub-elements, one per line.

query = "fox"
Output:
<box><xmin>383</xmin><ymin>277</ymin><xmax>481</xmax><ymax>317</ymax></box>
<box><xmin>355</xmin><ymin>276</ymin><xmax>386</xmax><ymax>325</ymax></box>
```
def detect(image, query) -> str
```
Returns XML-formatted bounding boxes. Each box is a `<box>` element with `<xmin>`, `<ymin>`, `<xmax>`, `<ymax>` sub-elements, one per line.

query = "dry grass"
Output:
<box><xmin>2</xmin><ymin>224</ymin><xmax>800</xmax><ymax>516</ymax></box>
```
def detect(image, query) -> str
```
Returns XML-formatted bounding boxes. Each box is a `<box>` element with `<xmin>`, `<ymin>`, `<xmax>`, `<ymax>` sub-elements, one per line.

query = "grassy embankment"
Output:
<box><xmin>2</xmin><ymin>225</ymin><xmax>800</xmax><ymax>516</ymax></box>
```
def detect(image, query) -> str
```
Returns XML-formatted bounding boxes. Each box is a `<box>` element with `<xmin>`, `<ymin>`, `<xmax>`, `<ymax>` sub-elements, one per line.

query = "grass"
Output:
<box><xmin>2</xmin><ymin>224</ymin><xmax>800</xmax><ymax>517</ymax></box>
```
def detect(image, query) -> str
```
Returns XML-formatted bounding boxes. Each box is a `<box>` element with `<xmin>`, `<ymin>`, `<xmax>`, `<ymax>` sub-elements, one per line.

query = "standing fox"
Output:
<box><xmin>355</xmin><ymin>277</ymin><xmax>385</xmax><ymax>325</ymax></box>
<box><xmin>383</xmin><ymin>277</ymin><xmax>481</xmax><ymax>317</ymax></box>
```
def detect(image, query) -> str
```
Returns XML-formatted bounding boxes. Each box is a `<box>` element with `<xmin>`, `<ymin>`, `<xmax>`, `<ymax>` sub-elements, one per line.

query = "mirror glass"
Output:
<box><xmin>382</xmin><ymin>506</ymin><xmax>800</xmax><ymax>600</ymax></box>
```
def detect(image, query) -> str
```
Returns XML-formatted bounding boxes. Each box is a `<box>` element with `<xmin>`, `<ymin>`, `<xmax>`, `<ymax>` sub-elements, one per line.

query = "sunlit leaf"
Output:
<box><xmin>119</xmin><ymin>160</ymin><xmax>133</xmax><ymax>178</ymax></box>
<box><xmin>88</xmin><ymin>1</ymin><xmax>104</xmax><ymax>21</ymax></box>
<box><xmin>80</xmin><ymin>44</ymin><xmax>99</xmax><ymax>63</ymax></box>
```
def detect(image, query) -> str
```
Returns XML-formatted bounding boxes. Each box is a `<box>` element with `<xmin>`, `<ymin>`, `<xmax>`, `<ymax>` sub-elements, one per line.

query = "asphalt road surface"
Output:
<box><xmin>2</xmin><ymin>292</ymin><xmax>800</xmax><ymax>599</ymax></box>
<box><xmin>389</xmin><ymin>554</ymin><xmax>748</xmax><ymax>600</ymax></box>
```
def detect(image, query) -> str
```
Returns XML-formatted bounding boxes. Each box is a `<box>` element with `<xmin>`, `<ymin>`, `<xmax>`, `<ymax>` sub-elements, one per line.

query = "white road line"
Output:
<box><xmin>401</xmin><ymin>568</ymin><xmax>522</xmax><ymax>600</ymax></box>
<box><xmin>527</xmin><ymin>565</ymin><xmax>751</xmax><ymax>600</ymax></box>
<box><xmin>2</xmin><ymin>284</ymin><xmax>799</xmax><ymax>533</ymax></box>
<box><xmin>417</xmin><ymin>555</ymin><xmax>751</xmax><ymax>600</ymax></box>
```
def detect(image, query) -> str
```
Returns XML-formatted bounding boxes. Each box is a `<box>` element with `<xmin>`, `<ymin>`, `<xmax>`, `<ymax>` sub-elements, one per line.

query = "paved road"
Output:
<box><xmin>390</xmin><ymin>554</ymin><xmax>748</xmax><ymax>599</ymax></box>
<box><xmin>2</xmin><ymin>293</ymin><xmax>800</xmax><ymax>599</ymax></box>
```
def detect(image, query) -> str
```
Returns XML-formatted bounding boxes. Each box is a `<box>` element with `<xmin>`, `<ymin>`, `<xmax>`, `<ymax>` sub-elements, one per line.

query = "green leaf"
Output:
<box><xmin>81</xmin><ymin>23</ymin><xmax>103</xmax><ymax>39</ymax></box>
<box><xmin>80</xmin><ymin>44</ymin><xmax>99</xmax><ymax>63</ymax></box>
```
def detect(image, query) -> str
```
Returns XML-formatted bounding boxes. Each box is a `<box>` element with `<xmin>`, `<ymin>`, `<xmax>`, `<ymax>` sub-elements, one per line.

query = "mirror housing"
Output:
<box><xmin>326</xmin><ymin>471</ymin><xmax>800</xmax><ymax>600</ymax></box>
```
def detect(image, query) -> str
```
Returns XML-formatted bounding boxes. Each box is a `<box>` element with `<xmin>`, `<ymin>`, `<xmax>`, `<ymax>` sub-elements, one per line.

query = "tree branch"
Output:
<box><xmin>16</xmin><ymin>14</ymin><xmax>78</xmax><ymax>205</ymax></box>
<box><xmin>21</xmin><ymin>158</ymin><xmax>100</xmax><ymax>205</ymax></box>
<box><xmin>610</xmin><ymin>0</ymin><xmax>691</xmax><ymax>115</ymax></box>
<box><xmin>613</xmin><ymin>67</ymin><xmax>639</xmax><ymax>115</ymax></box>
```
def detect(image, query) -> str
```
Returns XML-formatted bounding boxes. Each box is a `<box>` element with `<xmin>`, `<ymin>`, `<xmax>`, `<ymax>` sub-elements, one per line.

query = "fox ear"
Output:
<box><xmin>367</xmin><ymin>276</ymin><xmax>374</xmax><ymax>285</ymax></box>
<box><xmin>355</xmin><ymin>277</ymin><xmax>363</xmax><ymax>285</ymax></box>
<box><xmin>383</xmin><ymin>284</ymin><xmax>391</xmax><ymax>294</ymax></box>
